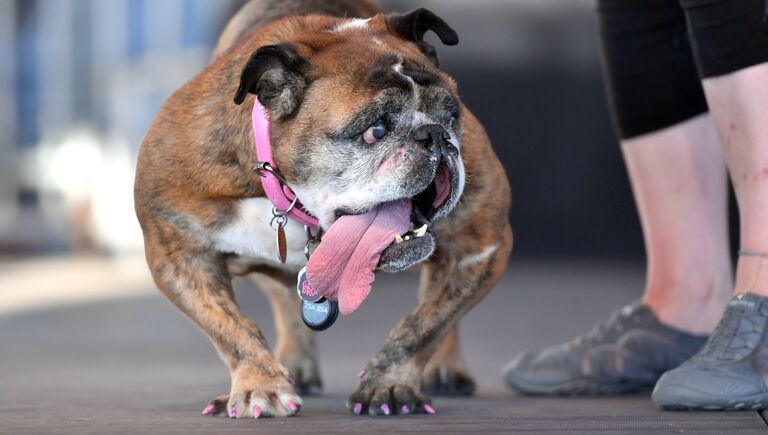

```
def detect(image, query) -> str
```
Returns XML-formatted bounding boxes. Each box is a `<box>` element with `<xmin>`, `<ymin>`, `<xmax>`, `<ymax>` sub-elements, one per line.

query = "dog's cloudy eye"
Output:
<box><xmin>449</xmin><ymin>117</ymin><xmax>457</xmax><ymax>129</ymax></box>
<box><xmin>363</xmin><ymin>120</ymin><xmax>388</xmax><ymax>144</ymax></box>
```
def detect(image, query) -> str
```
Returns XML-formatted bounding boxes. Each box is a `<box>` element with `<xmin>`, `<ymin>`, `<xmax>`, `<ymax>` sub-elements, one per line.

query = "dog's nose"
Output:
<box><xmin>412</xmin><ymin>124</ymin><xmax>452</xmax><ymax>159</ymax></box>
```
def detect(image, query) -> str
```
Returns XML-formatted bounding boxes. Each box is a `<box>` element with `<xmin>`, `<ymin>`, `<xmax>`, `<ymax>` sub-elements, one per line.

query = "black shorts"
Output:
<box><xmin>598</xmin><ymin>0</ymin><xmax>768</xmax><ymax>139</ymax></box>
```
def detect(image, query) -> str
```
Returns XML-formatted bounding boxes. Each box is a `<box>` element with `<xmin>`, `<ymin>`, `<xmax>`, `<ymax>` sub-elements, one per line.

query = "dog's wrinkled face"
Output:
<box><xmin>233</xmin><ymin>10</ymin><xmax>465</xmax><ymax>272</ymax></box>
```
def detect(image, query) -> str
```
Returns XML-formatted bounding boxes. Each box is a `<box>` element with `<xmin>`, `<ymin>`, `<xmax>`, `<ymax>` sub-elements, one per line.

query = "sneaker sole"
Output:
<box><xmin>653</xmin><ymin>384</ymin><xmax>768</xmax><ymax>411</ymax></box>
<box><xmin>504</xmin><ymin>371</ymin><xmax>652</xmax><ymax>396</ymax></box>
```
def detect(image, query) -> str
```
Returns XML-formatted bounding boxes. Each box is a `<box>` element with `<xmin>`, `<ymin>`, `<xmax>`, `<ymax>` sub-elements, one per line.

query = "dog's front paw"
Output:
<box><xmin>201</xmin><ymin>360</ymin><xmax>302</xmax><ymax>419</ymax></box>
<box><xmin>422</xmin><ymin>363</ymin><xmax>476</xmax><ymax>397</ymax></box>
<box><xmin>347</xmin><ymin>368</ymin><xmax>434</xmax><ymax>416</ymax></box>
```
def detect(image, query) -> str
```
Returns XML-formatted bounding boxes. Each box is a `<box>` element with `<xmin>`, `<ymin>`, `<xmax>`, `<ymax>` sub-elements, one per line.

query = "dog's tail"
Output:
<box><xmin>213</xmin><ymin>0</ymin><xmax>383</xmax><ymax>60</ymax></box>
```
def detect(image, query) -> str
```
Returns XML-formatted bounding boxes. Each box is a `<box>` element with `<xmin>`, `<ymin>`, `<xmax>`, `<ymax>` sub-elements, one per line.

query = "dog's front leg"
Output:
<box><xmin>149</xmin><ymin>249</ymin><xmax>301</xmax><ymax>418</ymax></box>
<box><xmin>347</xmin><ymin>222</ymin><xmax>513</xmax><ymax>415</ymax></box>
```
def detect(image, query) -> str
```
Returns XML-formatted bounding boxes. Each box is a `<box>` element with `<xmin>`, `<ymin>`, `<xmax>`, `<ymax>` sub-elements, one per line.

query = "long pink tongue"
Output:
<box><xmin>306</xmin><ymin>199</ymin><xmax>411</xmax><ymax>315</ymax></box>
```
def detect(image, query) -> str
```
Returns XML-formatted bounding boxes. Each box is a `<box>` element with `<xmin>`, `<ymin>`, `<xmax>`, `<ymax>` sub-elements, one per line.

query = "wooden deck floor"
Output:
<box><xmin>1</xmin><ymin>260</ymin><xmax>766</xmax><ymax>434</ymax></box>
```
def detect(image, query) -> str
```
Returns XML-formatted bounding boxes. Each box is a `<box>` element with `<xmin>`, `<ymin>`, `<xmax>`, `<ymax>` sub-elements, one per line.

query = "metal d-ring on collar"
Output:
<box><xmin>258</xmin><ymin>162</ymin><xmax>324</xmax><ymax>258</ymax></box>
<box><xmin>254</xmin><ymin>161</ymin><xmax>289</xmax><ymax>186</ymax></box>
<box><xmin>269</xmin><ymin>196</ymin><xmax>299</xmax><ymax>230</ymax></box>
<box><xmin>279</xmin><ymin>196</ymin><xmax>299</xmax><ymax>215</ymax></box>
<box><xmin>255</xmin><ymin>160</ymin><xmax>301</xmax><ymax>222</ymax></box>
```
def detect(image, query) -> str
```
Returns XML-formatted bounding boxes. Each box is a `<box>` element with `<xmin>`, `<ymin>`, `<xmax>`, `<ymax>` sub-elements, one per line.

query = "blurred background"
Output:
<box><xmin>0</xmin><ymin>0</ymin><xmax>638</xmax><ymax>260</ymax></box>
<box><xmin>0</xmin><ymin>0</ymin><xmax>657</xmax><ymax>312</ymax></box>
<box><xmin>0</xmin><ymin>1</ymin><xmax>654</xmax><ymax>329</ymax></box>
<box><xmin>0</xmin><ymin>0</ymin><xmax>656</xmax><ymax>314</ymax></box>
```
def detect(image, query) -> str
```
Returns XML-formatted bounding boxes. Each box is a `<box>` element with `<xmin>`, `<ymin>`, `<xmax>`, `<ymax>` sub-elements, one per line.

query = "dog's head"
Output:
<box><xmin>233</xmin><ymin>9</ymin><xmax>464</xmax><ymax>272</ymax></box>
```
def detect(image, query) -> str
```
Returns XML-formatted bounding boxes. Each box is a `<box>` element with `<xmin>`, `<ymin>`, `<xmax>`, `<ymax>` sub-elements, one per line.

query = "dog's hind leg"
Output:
<box><xmin>252</xmin><ymin>273</ymin><xmax>323</xmax><ymax>395</ymax></box>
<box><xmin>421</xmin><ymin>324</ymin><xmax>476</xmax><ymax>397</ymax></box>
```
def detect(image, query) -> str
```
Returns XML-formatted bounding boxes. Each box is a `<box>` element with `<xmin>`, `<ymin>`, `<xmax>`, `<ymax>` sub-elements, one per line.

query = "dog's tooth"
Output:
<box><xmin>404</xmin><ymin>235</ymin><xmax>411</xmax><ymax>241</ymax></box>
<box><xmin>395</xmin><ymin>234</ymin><xmax>404</xmax><ymax>244</ymax></box>
<box><xmin>413</xmin><ymin>224</ymin><xmax>428</xmax><ymax>237</ymax></box>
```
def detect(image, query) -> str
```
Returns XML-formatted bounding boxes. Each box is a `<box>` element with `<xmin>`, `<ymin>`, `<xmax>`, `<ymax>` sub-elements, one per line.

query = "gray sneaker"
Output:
<box><xmin>503</xmin><ymin>301</ymin><xmax>707</xmax><ymax>395</ymax></box>
<box><xmin>652</xmin><ymin>293</ymin><xmax>768</xmax><ymax>410</ymax></box>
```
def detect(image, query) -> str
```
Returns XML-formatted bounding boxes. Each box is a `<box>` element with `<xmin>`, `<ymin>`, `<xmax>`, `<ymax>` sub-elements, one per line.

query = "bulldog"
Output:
<box><xmin>134</xmin><ymin>0</ymin><xmax>512</xmax><ymax>418</ymax></box>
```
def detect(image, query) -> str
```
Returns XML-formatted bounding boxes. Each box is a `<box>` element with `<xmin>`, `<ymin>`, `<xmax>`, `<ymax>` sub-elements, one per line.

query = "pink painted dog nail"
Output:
<box><xmin>357</xmin><ymin>369</ymin><xmax>366</xmax><ymax>379</ymax></box>
<box><xmin>380</xmin><ymin>404</ymin><xmax>391</xmax><ymax>416</ymax></box>
<box><xmin>401</xmin><ymin>405</ymin><xmax>410</xmax><ymax>415</ymax></box>
<box><xmin>424</xmin><ymin>404</ymin><xmax>436</xmax><ymax>415</ymax></box>
<box><xmin>253</xmin><ymin>405</ymin><xmax>261</xmax><ymax>419</ymax></box>
<box><xmin>353</xmin><ymin>403</ymin><xmax>363</xmax><ymax>415</ymax></box>
<box><xmin>286</xmin><ymin>400</ymin><xmax>298</xmax><ymax>412</ymax></box>
<box><xmin>229</xmin><ymin>407</ymin><xmax>238</xmax><ymax>418</ymax></box>
<box><xmin>201</xmin><ymin>404</ymin><xmax>216</xmax><ymax>416</ymax></box>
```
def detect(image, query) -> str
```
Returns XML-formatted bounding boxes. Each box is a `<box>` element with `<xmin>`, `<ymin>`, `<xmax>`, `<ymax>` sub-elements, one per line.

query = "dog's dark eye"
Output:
<box><xmin>363</xmin><ymin>120</ymin><xmax>388</xmax><ymax>144</ymax></box>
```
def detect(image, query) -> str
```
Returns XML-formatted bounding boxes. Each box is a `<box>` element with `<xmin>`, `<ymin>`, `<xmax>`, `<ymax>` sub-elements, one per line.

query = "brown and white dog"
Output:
<box><xmin>134</xmin><ymin>0</ymin><xmax>512</xmax><ymax>418</ymax></box>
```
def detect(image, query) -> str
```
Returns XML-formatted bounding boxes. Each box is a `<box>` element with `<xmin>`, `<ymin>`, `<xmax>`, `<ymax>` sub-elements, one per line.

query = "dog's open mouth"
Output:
<box><xmin>408</xmin><ymin>162</ymin><xmax>452</xmax><ymax>229</ymax></box>
<box><xmin>375</xmin><ymin>162</ymin><xmax>452</xmax><ymax>271</ymax></box>
<box><xmin>305</xmin><ymin>161</ymin><xmax>455</xmax><ymax>316</ymax></box>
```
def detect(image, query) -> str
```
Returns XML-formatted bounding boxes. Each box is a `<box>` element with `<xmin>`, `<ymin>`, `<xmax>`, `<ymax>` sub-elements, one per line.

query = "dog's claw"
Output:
<box><xmin>424</xmin><ymin>404</ymin><xmax>436</xmax><ymax>414</ymax></box>
<box><xmin>229</xmin><ymin>407</ymin><xmax>238</xmax><ymax>418</ymax></box>
<box><xmin>253</xmin><ymin>405</ymin><xmax>261</xmax><ymax>419</ymax></box>
<box><xmin>201</xmin><ymin>404</ymin><xmax>216</xmax><ymax>416</ymax></box>
<box><xmin>358</xmin><ymin>369</ymin><xmax>366</xmax><ymax>379</ymax></box>
<box><xmin>349</xmin><ymin>380</ymin><xmax>432</xmax><ymax>417</ymax></box>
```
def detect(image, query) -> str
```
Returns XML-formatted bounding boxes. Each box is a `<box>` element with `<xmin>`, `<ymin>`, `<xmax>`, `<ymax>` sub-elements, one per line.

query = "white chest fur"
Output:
<box><xmin>213</xmin><ymin>198</ymin><xmax>308</xmax><ymax>271</ymax></box>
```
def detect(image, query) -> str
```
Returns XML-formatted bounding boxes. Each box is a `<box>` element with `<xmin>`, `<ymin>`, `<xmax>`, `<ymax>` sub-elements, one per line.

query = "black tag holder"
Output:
<box><xmin>297</xmin><ymin>266</ymin><xmax>339</xmax><ymax>331</ymax></box>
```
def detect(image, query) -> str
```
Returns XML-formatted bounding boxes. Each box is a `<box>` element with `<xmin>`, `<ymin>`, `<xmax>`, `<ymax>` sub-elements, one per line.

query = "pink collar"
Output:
<box><xmin>252</xmin><ymin>99</ymin><xmax>319</xmax><ymax>228</ymax></box>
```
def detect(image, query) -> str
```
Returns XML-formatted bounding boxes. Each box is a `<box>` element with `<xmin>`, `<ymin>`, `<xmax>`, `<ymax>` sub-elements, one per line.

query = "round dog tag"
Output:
<box><xmin>296</xmin><ymin>266</ymin><xmax>323</xmax><ymax>303</ymax></box>
<box><xmin>301</xmin><ymin>298</ymin><xmax>339</xmax><ymax>331</ymax></box>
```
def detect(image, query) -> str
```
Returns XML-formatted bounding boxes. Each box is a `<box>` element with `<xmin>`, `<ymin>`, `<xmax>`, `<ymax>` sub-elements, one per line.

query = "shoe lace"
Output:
<box><xmin>571</xmin><ymin>304</ymin><xmax>637</xmax><ymax>348</ymax></box>
<box><xmin>700</xmin><ymin>297</ymin><xmax>768</xmax><ymax>362</ymax></box>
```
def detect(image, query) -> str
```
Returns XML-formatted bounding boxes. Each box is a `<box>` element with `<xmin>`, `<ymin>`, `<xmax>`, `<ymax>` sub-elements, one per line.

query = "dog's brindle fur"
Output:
<box><xmin>134</xmin><ymin>0</ymin><xmax>512</xmax><ymax>417</ymax></box>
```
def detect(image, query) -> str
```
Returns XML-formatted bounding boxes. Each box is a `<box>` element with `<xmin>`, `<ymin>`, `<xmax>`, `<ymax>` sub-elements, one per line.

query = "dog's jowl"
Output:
<box><xmin>134</xmin><ymin>0</ymin><xmax>512</xmax><ymax>418</ymax></box>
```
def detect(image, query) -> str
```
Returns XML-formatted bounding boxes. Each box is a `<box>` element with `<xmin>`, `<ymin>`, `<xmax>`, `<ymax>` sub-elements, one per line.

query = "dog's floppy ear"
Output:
<box><xmin>233</xmin><ymin>43</ymin><xmax>310</xmax><ymax>117</ymax></box>
<box><xmin>386</xmin><ymin>8</ymin><xmax>459</xmax><ymax>66</ymax></box>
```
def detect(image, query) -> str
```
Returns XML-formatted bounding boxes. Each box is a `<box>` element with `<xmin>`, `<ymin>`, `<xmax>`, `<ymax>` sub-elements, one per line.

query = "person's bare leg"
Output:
<box><xmin>503</xmin><ymin>115</ymin><xmax>727</xmax><ymax>395</ymax></box>
<box><xmin>652</xmin><ymin>63</ymin><xmax>768</xmax><ymax>410</ymax></box>
<box><xmin>622</xmin><ymin>114</ymin><xmax>733</xmax><ymax>335</ymax></box>
<box><xmin>702</xmin><ymin>63</ymin><xmax>768</xmax><ymax>297</ymax></box>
